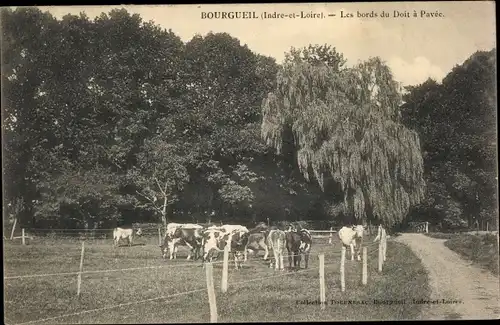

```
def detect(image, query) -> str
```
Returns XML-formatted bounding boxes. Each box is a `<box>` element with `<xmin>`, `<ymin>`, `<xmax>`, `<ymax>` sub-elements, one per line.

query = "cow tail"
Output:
<box><xmin>277</xmin><ymin>234</ymin><xmax>283</xmax><ymax>269</ymax></box>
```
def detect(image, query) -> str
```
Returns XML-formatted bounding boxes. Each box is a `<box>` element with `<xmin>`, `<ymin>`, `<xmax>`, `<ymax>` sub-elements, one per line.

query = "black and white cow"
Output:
<box><xmin>161</xmin><ymin>223</ymin><xmax>204</xmax><ymax>260</ymax></box>
<box><xmin>201</xmin><ymin>226</ymin><xmax>249</xmax><ymax>269</ymax></box>
<box><xmin>284</xmin><ymin>225</ymin><xmax>312</xmax><ymax>269</ymax></box>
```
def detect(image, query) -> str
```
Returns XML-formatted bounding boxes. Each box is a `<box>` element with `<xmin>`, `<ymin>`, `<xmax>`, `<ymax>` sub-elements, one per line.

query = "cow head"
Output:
<box><xmin>351</xmin><ymin>225</ymin><xmax>364</xmax><ymax>238</ymax></box>
<box><xmin>136</xmin><ymin>228</ymin><xmax>143</xmax><ymax>236</ymax></box>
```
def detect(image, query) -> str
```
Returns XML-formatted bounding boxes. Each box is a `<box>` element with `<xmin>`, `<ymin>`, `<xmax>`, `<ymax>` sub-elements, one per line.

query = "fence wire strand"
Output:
<box><xmin>5</xmin><ymin>233</ymin><xmax>389</xmax><ymax>325</ymax></box>
<box><xmin>9</xmin><ymin>286</ymin><xmax>207</xmax><ymax>325</ymax></box>
<box><xmin>8</xmin><ymin>264</ymin><xmax>327</xmax><ymax>325</ymax></box>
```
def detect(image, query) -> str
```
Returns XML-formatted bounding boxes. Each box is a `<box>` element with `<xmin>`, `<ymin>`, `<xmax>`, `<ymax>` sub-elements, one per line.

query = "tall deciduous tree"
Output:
<box><xmin>401</xmin><ymin>49</ymin><xmax>497</xmax><ymax>231</ymax></box>
<box><xmin>262</xmin><ymin>46</ymin><xmax>426</xmax><ymax>226</ymax></box>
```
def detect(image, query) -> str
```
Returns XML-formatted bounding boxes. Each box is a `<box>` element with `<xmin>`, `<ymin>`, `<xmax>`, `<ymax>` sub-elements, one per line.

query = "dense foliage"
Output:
<box><xmin>400</xmin><ymin>49</ymin><xmax>497</xmax><ymax>231</ymax></box>
<box><xmin>2</xmin><ymin>8</ymin><xmax>321</xmax><ymax>229</ymax></box>
<box><xmin>2</xmin><ymin>8</ymin><xmax>496</xmax><ymax>231</ymax></box>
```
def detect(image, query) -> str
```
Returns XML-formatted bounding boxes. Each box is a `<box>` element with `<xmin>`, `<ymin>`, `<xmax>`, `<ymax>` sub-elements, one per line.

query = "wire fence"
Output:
<box><xmin>4</xmin><ymin>229</ymin><xmax>388</xmax><ymax>324</ymax></box>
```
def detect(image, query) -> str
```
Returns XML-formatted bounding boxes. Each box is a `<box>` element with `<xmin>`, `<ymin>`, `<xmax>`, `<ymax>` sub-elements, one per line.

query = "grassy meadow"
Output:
<box><xmin>4</xmin><ymin>233</ymin><xmax>430</xmax><ymax>324</ymax></box>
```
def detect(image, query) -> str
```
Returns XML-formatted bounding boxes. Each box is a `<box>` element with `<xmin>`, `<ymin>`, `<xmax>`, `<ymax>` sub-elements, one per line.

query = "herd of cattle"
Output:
<box><xmin>113</xmin><ymin>222</ymin><xmax>387</xmax><ymax>270</ymax></box>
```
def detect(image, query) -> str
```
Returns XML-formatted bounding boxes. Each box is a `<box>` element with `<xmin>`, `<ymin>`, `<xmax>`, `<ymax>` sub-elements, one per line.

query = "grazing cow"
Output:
<box><xmin>201</xmin><ymin>228</ymin><xmax>227</xmax><ymax>263</ymax></box>
<box><xmin>201</xmin><ymin>228</ymin><xmax>249</xmax><ymax>269</ymax></box>
<box><xmin>298</xmin><ymin>229</ymin><xmax>313</xmax><ymax>268</ymax></box>
<box><xmin>267</xmin><ymin>229</ymin><xmax>286</xmax><ymax>270</ymax></box>
<box><xmin>338</xmin><ymin>225</ymin><xmax>365</xmax><ymax>261</ymax></box>
<box><xmin>230</xmin><ymin>230</ymin><xmax>249</xmax><ymax>269</ymax></box>
<box><xmin>113</xmin><ymin>227</ymin><xmax>142</xmax><ymax>247</ymax></box>
<box><xmin>373</xmin><ymin>224</ymin><xmax>387</xmax><ymax>261</ymax></box>
<box><xmin>161</xmin><ymin>223</ymin><xmax>204</xmax><ymax>260</ymax></box>
<box><xmin>285</xmin><ymin>230</ymin><xmax>302</xmax><ymax>270</ymax></box>
<box><xmin>220</xmin><ymin>224</ymin><xmax>249</xmax><ymax>252</ymax></box>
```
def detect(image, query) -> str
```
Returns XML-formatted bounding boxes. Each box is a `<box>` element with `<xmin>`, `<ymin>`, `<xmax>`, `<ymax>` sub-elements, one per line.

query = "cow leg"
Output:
<box><xmin>185</xmin><ymin>243</ymin><xmax>193</xmax><ymax>260</ymax></box>
<box><xmin>244</xmin><ymin>246</ymin><xmax>248</xmax><ymax>262</ymax></box>
<box><xmin>350</xmin><ymin>244</ymin><xmax>355</xmax><ymax>261</ymax></box>
<box><xmin>288</xmin><ymin>252</ymin><xmax>293</xmax><ymax>270</ymax></box>
<box><xmin>168</xmin><ymin>241</ymin><xmax>175</xmax><ymax>260</ymax></box>
<box><xmin>279</xmin><ymin>251</ymin><xmax>284</xmax><ymax>271</ymax></box>
<box><xmin>203</xmin><ymin>247</ymin><xmax>211</xmax><ymax>263</ymax></box>
<box><xmin>129</xmin><ymin>236</ymin><xmax>133</xmax><ymax>247</ymax></box>
<box><xmin>262</xmin><ymin>242</ymin><xmax>269</xmax><ymax>260</ymax></box>
<box><xmin>174</xmin><ymin>245</ymin><xmax>180</xmax><ymax>259</ymax></box>
<box><xmin>305</xmin><ymin>252</ymin><xmax>309</xmax><ymax>269</ymax></box>
<box><xmin>273</xmin><ymin>247</ymin><xmax>280</xmax><ymax>270</ymax></box>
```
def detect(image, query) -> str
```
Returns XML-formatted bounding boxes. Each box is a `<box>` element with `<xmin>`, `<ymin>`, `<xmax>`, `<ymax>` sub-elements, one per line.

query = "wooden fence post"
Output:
<box><xmin>10</xmin><ymin>218</ymin><xmax>17</xmax><ymax>240</ymax></box>
<box><xmin>340</xmin><ymin>246</ymin><xmax>346</xmax><ymax>292</ymax></box>
<box><xmin>328</xmin><ymin>227</ymin><xmax>333</xmax><ymax>244</ymax></box>
<box><xmin>221</xmin><ymin>245</ymin><xmax>229</xmax><ymax>293</ymax></box>
<box><xmin>362</xmin><ymin>247</ymin><xmax>367</xmax><ymax>285</ymax></box>
<box><xmin>383</xmin><ymin>232</ymin><xmax>387</xmax><ymax>262</ymax></box>
<box><xmin>205</xmin><ymin>263</ymin><xmax>218</xmax><ymax>323</ymax></box>
<box><xmin>425</xmin><ymin>222</ymin><xmax>429</xmax><ymax>233</ymax></box>
<box><xmin>21</xmin><ymin>228</ymin><xmax>26</xmax><ymax>245</ymax></box>
<box><xmin>77</xmin><ymin>241</ymin><xmax>85</xmax><ymax>297</ymax></box>
<box><xmin>378</xmin><ymin>238</ymin><xmax>383</xmax><ymax>273</ymax></box>
<box><xmin>318</xmin><ymin>254</ymin><xmax>325</xmax><ymax>309</ymax></box>
<box><xmin>486</xmin><ymin>222</ymin><xmax>489</xmax><ymax>232</ymax></box>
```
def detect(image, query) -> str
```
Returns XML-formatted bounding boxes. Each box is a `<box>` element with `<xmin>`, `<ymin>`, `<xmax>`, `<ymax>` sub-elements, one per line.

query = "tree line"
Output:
<box><xmin>2</xmin><ymin>7</ymin><xmax>496</xmax><ymax>232</ymax></box>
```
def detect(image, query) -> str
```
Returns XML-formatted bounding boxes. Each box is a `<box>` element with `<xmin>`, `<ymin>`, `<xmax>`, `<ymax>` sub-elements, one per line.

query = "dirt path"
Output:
<box><xmin>395</xmin><ymin>233</ymin><xmax>499</xmax><ymax>320</ymax></box>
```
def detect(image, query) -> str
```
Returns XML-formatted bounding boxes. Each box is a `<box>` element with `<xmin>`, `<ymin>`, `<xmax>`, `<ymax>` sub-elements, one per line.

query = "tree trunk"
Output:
<box><xmin>161</xmin><ymin>196</ymin><xmax>168</xmax><ymax>230</ymax></box>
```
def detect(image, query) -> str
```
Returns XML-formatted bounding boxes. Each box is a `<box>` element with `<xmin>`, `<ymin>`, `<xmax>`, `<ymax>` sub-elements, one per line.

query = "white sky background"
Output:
<box><xmin>36</xmin><ymin>2</ymin><xmax>496</xmax><ymax>86</ymax></box>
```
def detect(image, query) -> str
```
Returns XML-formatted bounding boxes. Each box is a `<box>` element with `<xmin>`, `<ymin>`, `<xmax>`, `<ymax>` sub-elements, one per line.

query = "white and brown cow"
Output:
<box><xmin>267</xmin><ymin>229</ymin><xmax>286</xmax><ymax>271</ymax></box>
<box><xmin>338</xmin><ymin>225</ymin><xmax>365</xmax><ymax>261</ymax></box>
<box><xmin>113</xmin><ymin>227</ymin><xmax>142</xmax><ymax>247</ymax></box>
<box><xmin>201</xmin><ymin>227</ymin><xmax>248</xmax><ymax>269</ymax></box>
<box><xmin>161</xmin><ymin>223</ymin><xmax>204</xmax><ymax>260</ymax></box>
<box><xmin>220</xmin><ymin>224</ymin><xmax>249</xmax><ymax>253</ymax></box>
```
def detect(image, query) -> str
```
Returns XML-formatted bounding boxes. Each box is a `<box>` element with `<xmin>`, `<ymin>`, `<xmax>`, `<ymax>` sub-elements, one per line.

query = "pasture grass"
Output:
<box><xmin>425</xmin><ymin>232</ymin><xmax>499</xmax><ymax>275</ymax></box>
<box><xmin>4</xmin><ymin>235</ymin><xmax>430</xmax><ymax>323</ymax></box>
<box><xmin>445</xmin><ymin>233</ymin><xmax>498</xmax><ymax>276</ymax></box>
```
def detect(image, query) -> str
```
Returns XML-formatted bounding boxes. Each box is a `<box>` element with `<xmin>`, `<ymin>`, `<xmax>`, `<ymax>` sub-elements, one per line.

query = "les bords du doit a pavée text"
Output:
<box><xmin>200</xmin><ymin>9</ymin><xmax>444</xmax><ymax>20</ymax></box>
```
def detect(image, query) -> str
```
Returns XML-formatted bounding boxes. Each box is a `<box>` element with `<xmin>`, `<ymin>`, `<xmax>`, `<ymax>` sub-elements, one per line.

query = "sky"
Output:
<box><xmin>36</xmin><ymin>2</ymin><xmax>496</xmax><ymax>86</ymax></box>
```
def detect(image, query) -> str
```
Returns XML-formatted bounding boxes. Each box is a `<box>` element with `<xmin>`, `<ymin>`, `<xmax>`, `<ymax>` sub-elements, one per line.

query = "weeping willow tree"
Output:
<box><xmin>261</xmin><ymin>48</ymin><xmax>425</xmax><ymax>227</ymax></box>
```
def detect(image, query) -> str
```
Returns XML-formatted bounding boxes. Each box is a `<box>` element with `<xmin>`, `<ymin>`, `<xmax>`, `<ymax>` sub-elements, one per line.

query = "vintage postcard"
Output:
<box><xmin>2</xmin><ymin>2</ymin><xmax>498</xmax><ymax>323</ymax></box>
